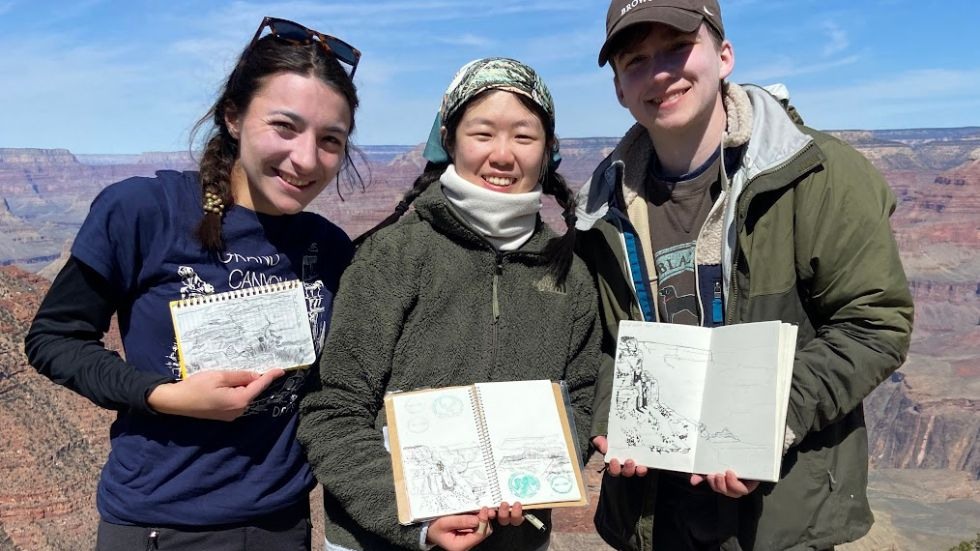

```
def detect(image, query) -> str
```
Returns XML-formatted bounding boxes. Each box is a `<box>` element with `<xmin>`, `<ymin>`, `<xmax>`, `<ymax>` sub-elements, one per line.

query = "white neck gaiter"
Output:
<box><xmin>439</xmin><ymin>165</ymin><xmax>542</xmax><ymax>251</ymax></box>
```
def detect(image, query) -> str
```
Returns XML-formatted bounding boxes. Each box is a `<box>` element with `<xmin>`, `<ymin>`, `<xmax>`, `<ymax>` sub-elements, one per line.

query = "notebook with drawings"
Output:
<box><xmin>385</xmin><ymin>379</ymin><xmax>588</xmax><ymax>525</ymax></box>
<box><xmin>605</xmin><ymin>320</ymin><xmax>797</xmax><ymax>482</ymax></box>
<box><xmin>169</xmin><ymin>280</ymin><xmax>315</xmax><ymax>379</ymax></box>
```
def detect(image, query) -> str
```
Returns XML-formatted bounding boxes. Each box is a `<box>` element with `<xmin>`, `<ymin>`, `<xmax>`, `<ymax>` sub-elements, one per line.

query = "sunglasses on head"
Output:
<box><xmin>250</xmin><ymin>16</ymin><xmax>361</xmax><ymax>77</ymax></box>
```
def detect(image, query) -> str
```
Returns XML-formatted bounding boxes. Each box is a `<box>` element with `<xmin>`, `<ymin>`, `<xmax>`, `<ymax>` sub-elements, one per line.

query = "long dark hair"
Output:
<box><xmin>189</xmin><ymin>34</ymin><xmax>361</xmax><ymax>251</ymax></box>
<box><xmin>355</xmin><ymin>90</ymin><xmax>578</xmax><ymax>286</ymax></box>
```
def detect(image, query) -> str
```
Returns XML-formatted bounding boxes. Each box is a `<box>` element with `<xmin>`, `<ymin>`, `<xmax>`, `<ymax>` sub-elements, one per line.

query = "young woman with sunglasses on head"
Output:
<box><xmin>24</xmin><ymin>17</ymin><xmax>361</xmax><ymax>551</ymax></box>
<box><xmin>297</xmin><ymin>58</ymin><xmax>600</xmax><ymax>551</ymax></box>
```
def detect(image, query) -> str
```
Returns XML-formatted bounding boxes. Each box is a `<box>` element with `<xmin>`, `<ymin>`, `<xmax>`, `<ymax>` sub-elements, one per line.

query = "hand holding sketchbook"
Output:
<box><xmin>606</xmin><ymin>320</ymin><xmax>797</xmax><ymax>482</ymax></box>
<box><xmin>169</xmin><ymin>280</ymin><xmax>315</xmax><ymax>379</ymax></box>
<box><xmin>385</xmin><ymin>380</ymin><xmax>587</xmax><ymax>524</ymax></box>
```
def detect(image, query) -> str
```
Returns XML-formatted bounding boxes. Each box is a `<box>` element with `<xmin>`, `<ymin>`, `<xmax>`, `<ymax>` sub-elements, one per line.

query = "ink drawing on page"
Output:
<box><xmin>169</xmin><ymin>280</ymin><xmax>316</xmax><ymax>378</ymax></box>
<box><xmin>606</xmin><ymin>320</ymin><xmax>797</xmax><ymax>482</ymax></box>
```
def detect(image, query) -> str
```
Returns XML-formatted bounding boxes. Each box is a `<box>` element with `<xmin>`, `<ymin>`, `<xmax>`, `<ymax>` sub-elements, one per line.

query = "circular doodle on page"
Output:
<box><xmin>548</xmin><ymin>473</ymin><xmax>573</xmax><ymax>494</ymax></box>
<box><xmin>432</xmin><ymin>395</ymin><xmax>465</xmax><ymax>418</ymax></box>
<box><xmin>407</xmin><ymin>417</ymin><xmax>430</xmax><ymax>433</ymax></box>
<box><xmin>508</xmin><ymin>472</ymin><xmax>541</xmax><ymax>499</ymax></box>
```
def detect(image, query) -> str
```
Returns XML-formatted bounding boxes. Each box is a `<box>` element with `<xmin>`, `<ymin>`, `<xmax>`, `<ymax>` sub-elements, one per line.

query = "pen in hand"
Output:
<box><xmin>476</xmin><ymin>513</ymin><xmax>543</xmax><ymax>535</ymax></box>
<box><xmin>523</xmin><ymin>513</ymin><xmax>546</xmax><ymax>532</ymax></box>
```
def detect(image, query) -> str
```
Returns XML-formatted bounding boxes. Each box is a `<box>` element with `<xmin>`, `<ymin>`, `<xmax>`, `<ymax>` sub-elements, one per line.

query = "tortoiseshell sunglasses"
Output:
<box><xmin>250</xmin><ymin>16</ymin><xmax>362</xmax><ymax>77</ymax></box>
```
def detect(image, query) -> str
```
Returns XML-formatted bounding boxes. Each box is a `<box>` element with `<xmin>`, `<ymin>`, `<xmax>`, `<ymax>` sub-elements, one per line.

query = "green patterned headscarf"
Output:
<box><xmin>423</xmin><ymin>57</ymin><xmax>560</xmax><ymax>167</ymax></box>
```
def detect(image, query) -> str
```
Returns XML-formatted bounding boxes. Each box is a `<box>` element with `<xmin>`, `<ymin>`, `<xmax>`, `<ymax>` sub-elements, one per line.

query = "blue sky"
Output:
<box><xmin>1</xmin><ymin>0</ymin><xmax>978</xmax><ymax>154</ymax></box>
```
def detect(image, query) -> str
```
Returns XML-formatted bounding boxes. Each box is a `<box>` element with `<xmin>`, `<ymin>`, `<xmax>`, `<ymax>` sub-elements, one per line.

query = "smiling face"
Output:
<box><xmin>225</xmin><ymin>71</ymin><xmax>352</xmax><ymax>215</ymax></box>
<box><xmin>612</xmin><ymin>23</ymin><xmax>733</xmax><ymax>141</ymax></box>
<box><xmin>448</xmin><ymin>90</ymin><xmax>548</xmax><ymax>194</ymax></box>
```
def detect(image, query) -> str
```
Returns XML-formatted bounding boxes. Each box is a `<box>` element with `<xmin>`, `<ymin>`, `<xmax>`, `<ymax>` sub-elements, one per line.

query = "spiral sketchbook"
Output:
<box><xmin>605</xmin><ymin>320</ymin><xmax>797</xmax><ymax>482</ymax></box>
<box><xmin>385</xmin><ymin>379</ymin><xmax>588</xmax><ymax>524</ymax></box>
<box><xmin>169</xmin><ymin>280</ymin><xmax>315</xmax><ymax>379</ymax></box>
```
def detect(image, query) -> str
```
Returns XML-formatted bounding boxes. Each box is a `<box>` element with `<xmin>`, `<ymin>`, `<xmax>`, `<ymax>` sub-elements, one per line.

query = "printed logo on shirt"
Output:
<box><xmin>658</xmin><ymin>285</ymin><xmax>697</xmax><ymax>323</ymax></box>
<box><xmin>653</xmin><ymin>242</ymin><xmax>699</xmax><ymax>325</ymax></box>
<box><xmin>535</xmin><ymin>273</ymin><xmax>567</xmax><ymax>295</ymax></box>
<box><xmin>165</xmin><ymin>266</ymin><xmax>215</xmax><ymax>377</ymax></box>
<box><xmin>177</xmin><ymin>266</ymin><xmax>214</xmax><ymax>298</ymax></box>
<box><xmin>654</xmin><ymin>242</ymin><xmax>696</xmax><ymax>282</ymax></box>
<box><xmin>302</xmin><ymin>243</ymin><xmax>319</xmax><ymax>283</ymax></box>
<box><xmin>302</xmin><ymin>243</ymin><xmax>328</xmax><ymax>352</ymax></box>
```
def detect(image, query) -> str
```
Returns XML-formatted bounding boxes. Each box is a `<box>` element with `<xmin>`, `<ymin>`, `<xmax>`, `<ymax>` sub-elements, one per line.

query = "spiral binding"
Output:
<box><xmin>470</xmin><ymin>385</ymin><xmax>503</xmax><ymax>503</ymax></box>
<box><xmin>173</xmin><ymin>279</ymin><xmax>299</xmax><ymax>308</ymax></box>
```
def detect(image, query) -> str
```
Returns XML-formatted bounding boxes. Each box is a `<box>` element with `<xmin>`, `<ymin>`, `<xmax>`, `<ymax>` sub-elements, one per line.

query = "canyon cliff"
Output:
<box><xmin>0</xmin><ymin>128</ymin><xmax>977</xmax><ymax>550</ymax></box>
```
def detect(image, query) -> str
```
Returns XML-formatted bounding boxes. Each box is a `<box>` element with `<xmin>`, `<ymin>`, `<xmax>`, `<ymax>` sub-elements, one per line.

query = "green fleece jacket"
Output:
<box><xmin>575</xmin><ymin>84</ymin><xmax>913</xmax><ymax>551</ymax></box>
<box><xmin>298</xmin><ymin>183</ymin><xmax>601</xmax><ymax>550</ymax></box>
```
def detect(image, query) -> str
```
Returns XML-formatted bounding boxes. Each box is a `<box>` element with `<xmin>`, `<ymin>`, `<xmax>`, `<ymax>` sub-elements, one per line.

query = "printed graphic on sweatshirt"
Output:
<box><xmin>178</xmin><ymin>265</ymin><xmax>215</xmax><ymax>297</ymax></box>
<box><xmin>302</xmin><ymin>243</ymin><xmax>328</xmax><ymax>349</ymax></box>
<box><xmin>654</xmin><ymin>242</ymin><xmax>698</xmax><ymax>324</ymax></box>
<box><xmin>165</xmin><ymin>266</ymin><xmax>215</xmax><ymax>378</ymax></box>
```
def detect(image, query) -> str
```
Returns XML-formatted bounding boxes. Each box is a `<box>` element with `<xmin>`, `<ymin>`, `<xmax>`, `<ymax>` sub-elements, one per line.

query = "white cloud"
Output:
<box><xmin>519</xmin><ymin>27</ymin><xmax>601</xmax><ymax>64</ymax></box>
<box><xmin>0</xmin><ymin>25</ymin><xmax>211</xmax><ymax>153</ymax></box>
<box><xmin>793</xmin><ymin>68</ymin><xmax>980</xmax><ymax>129</ymax></box>
<box><xmin>820</xmin><ymin>21</ymin><xmax>849</xmax><ymax>57</ymax></box>
<box><xmin>803</xmin><ymin>68</ymin><xmax>980</xmax><ymax>102</ymax></box>
<box><xmin>185</xmin><ymin>0</ymin><xmax>586</xmax><ymax>34</ymax></box>
<box><xmin>434</xmin><ymin>33</ymin><xmax>494</xmax><ymax>48</ymax></box>
<box><xmin>735</xmin><ymin>54</ymin><xmax>860</xmax><ymax>82</ymax></box>
<box><xmin>44</xmin><ymin>0</ymin><xmax>111</xmax><ymax>23</ymax></box>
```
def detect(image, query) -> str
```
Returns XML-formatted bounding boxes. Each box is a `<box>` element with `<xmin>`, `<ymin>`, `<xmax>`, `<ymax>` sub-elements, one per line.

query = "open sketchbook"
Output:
<box><xmin>606</xmin><ymin>320</ymin><xmax>797</xmax><ymax>482</ymax></box>
<box><xmin>169</xmin><ymin>280</ymin><xmax>315</xmax><ymax>379</ymax></box>
<box><xmin>385</xmin><ymin>380</ymin><xmax>588</xmax><ymax>524</ymax></box>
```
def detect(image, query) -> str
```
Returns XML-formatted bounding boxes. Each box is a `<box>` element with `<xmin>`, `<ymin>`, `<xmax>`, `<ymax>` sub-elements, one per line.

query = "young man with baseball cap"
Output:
<box><xmin>575</xmin><ymin>1</ymin><xmax>913</xmax><ymax>549</ymax></box>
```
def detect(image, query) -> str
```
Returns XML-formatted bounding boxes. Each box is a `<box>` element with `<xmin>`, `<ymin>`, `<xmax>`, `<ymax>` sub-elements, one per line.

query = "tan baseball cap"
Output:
<box><xmin>598</xmin><ymin>0</ymin><xmax>724</xmax><ymax>66</ymax></box>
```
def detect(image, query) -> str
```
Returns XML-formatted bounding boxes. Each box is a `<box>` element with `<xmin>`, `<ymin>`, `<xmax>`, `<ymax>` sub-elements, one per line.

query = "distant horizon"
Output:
<box><xmin>5</xmin><ymin>125</ymin><xmax>980</xmax><ymax>157</ymax></box>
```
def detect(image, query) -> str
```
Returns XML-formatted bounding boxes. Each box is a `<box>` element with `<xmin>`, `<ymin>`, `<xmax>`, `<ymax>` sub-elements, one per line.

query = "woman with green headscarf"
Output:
<box><xmin>297</xmin><ymin>58</ymin><xmax>600</xmax><ymax>551</ymax></box>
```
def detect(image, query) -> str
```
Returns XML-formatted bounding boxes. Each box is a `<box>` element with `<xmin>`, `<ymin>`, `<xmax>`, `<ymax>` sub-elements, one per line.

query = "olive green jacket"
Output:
<box><xmin>298</xmin><ymin>183</ymin><xmax>601</xmax><ymax>550</ymax></box>
<box><xmin>575</xmin><ymin>84</ymin><xmax>913</xmax><ymax>551</ymax></box>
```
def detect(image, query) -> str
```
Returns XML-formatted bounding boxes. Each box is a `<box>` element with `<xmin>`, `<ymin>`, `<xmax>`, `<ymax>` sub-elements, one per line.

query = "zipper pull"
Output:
<box><xmin>492</xmin><ymin>254</ymin><xmax>503</xmax><ymax>322</ymax></box>
<box><xmin>711</xmin><ymin>281</ymin><xmax>723</xmax><ymax>324</ymax></box>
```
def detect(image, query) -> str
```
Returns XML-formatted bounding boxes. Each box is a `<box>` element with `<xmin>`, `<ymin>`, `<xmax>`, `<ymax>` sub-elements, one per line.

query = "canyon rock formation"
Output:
<box><xmin>0</xmin><ymin>128</ymin><xmax>977</xmax><ymax>550</ymax></box>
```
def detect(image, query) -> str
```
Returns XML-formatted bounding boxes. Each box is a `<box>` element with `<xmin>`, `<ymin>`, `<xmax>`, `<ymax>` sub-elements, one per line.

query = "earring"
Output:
<box><xmin>203</xmin><ymin>188</ymin><xmax>225</xmax><ymax>214</ymax></box>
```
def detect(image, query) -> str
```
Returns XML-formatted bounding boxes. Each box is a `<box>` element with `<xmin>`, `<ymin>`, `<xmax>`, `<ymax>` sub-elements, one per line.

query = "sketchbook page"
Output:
<box><xmin>475</xmin><ymin>380</ymin><xmax>582</xmax><ymax>506</ymax></box>
<box><xmin>387</xmin><ymin>386</ymin><xmax>497</xmax><ymax>522</ymax></box>
<box><xmin>546</xmin><ymin>381</ymin><xmax>589</xmax><ymax>509</ymax></box>
<box><xmin>170</xmin><ymin>281</ymin><xmax>315</xmax><ymax>378</ymax></box>
<box><xmin>774</xmin><ymin>323</ymin><xmax>798</xmax><ymax>471</ymax></box>
<box><xmin>606</xmin><ymin>321</ymin><xmax>711</xmax><ymax>474</ymax></box>
<box><xmin>695</xmin><ymin>320</ymin><xmax>784</xmax><ymax>481</ymax></box>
